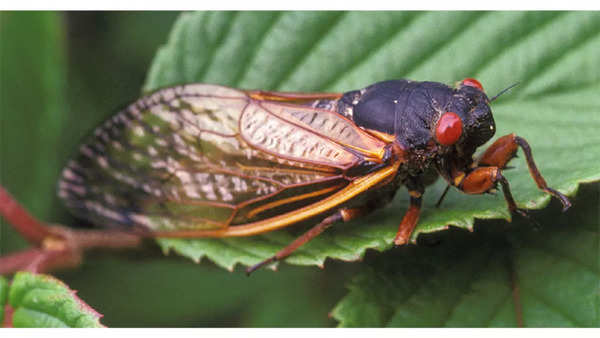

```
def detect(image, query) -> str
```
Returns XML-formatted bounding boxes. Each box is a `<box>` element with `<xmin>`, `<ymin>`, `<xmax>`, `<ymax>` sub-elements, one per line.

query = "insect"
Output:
<box><xmin>58</xmin><ymin>78</ymin><xmax>571</xmax><ymax>274</ymax></box>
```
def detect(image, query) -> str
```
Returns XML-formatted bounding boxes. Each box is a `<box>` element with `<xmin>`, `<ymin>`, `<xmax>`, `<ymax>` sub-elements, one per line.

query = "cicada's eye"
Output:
<box><xmin>461</xmin><ymin>78</ymin><xmax>484</xmax><ymax>91</ymax></box>
<box><xmin>435</xmin><ymin>112</ymin><xmax>463</xmax><ymax>146</ymax></box>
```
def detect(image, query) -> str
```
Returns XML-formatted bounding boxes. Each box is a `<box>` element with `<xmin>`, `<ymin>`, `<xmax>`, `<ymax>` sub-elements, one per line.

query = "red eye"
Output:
<box><xmin>435</xmin><ymin>112</ymin><xmax>463</xmax><ymax>146</ymax></box>
<box><xmin>461</xmin><ymin>78</ymin><xmax>484</xmax><ymax>91</ymax></box>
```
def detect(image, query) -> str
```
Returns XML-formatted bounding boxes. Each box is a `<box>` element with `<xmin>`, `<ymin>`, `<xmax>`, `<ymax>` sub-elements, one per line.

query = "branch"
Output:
<box><xmin>0</xmin><ymin>185</ymin><xmax>143</xmax><ymax>275</ymax></box>
<box><xmin>0</xmin><ymin>186</ymin><xmax>51</xmax><ymax>245</ymax></box>
<box><xmin>0</xmin><ymin>248</ymin><xmax>47</xmax><ymax>275</ymax></box>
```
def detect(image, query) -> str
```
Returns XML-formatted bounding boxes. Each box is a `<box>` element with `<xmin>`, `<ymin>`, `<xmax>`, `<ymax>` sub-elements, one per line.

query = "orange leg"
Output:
<box><xmin>245</xmin><ymin>207</ymin><xmax>368</xmax><ymax>275</ymax></box>
<box><xmin>438</xmin><ymin>134</ymin><xmax>571</xmax><ymax>210</ymax></box>
<box><xmin>459</xmin><ymin>166</ymin><xmax>528</xmax><ymax>218</ymax></box>
<box><xmin>394</xmin><ymin>192</ymin><xmax>422</xmax><ymax>245</ymax></box>
<box><xmin>477</xmin><ymin>134</ymin><xmax>519</xmax><ymax>169</ymax></box>
<box><xmin>437</xmin><ymin>134</ymin><xmax>518</xmax><ymax>208</ymax></box>
<box><xmin>477</xmin><ymin>133</ymin><xmax>571</xmax><ymax>211</ymax></box>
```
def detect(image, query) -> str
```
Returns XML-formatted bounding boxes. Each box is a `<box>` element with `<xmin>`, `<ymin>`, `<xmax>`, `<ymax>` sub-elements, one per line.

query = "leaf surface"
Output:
<box><xmin>7</xmin><ymin>272</ymin><xmax>103</xmax><ymax>328</ymax></box>
<box><xmin>144</xmin><ymin>11</ymin><xmax>600</xmax><ymax>270</ymax></box>
<box><xmin>331</xmin><ymin>184</ymin><xmax>599</xmax><ymax>327</ymax></box>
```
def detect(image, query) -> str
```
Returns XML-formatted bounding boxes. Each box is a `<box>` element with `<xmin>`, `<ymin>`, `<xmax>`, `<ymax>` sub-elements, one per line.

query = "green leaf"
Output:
<box><xmin>144</xmin><ymin>11</ymin><xmax>600</xmax><ymax>270</ymax></box>
<box><xmin>7</xmin><ymin>272</ymin><xmax>103</xmax><ymax>328</ymax></box>
<box><xmin>0</xmin><ymin>11</ymin><xmax>69</xmax><ymax>253</ymax></box>
<box><xmin>332</xmin><ymin>183</ymin><xmax>599</xmax><ymax>327</ymax></box>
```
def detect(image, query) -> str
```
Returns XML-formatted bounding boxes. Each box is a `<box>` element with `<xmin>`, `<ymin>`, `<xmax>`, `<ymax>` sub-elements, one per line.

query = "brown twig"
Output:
<box><xmin>2</xmin><ymin>304</ymin><xmax>14</xmax><ymax>328</ymax></box>
<box><xmin>0</xmin><ymin>185</ymin><xmax>143</xmax><ymax>275</ymax></box>
<box><xmin>0</xmin><ymin>248</ymin><xmax>47</xmax><ymax>275</ymax></box>
<box><xmin>0</xmin><ymin>186</ymin><xmax>51</xmax><ymax>245</ymax></box>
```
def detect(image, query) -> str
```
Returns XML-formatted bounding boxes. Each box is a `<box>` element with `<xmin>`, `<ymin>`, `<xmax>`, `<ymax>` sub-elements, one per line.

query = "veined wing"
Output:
<box><xmin>244</xmin><ymin>101</ymin><xmax>388</xmax><ymax>166</ymax></box>
<box><xmin>58</xmin><ymin>84</ymin><xmax>389</xmax><ymax>232</ymax></box>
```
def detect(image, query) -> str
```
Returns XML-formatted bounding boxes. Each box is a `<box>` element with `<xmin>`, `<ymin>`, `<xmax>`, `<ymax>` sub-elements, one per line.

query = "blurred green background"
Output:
<box><xmin>1</xmin><ymin>11</ymin><xmax>598</xmax><ymax>327</ymax></box>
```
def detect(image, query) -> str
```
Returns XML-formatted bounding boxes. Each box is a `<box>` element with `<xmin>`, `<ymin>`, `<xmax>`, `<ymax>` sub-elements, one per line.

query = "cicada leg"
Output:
<box><xmin>393</xmin><ymin>190</ymin><xmax>423</xmax><ymax>245</ymax></box>
<box><xmin>437</xmin><ymin>134</ymin><xmax>571</xmax><ymax>211</ymax></box>
<box><xmin>446</xmin><ymin>133</ymin><xmax>571</xmax><ymax>220</ymax></box>
<box><xmin>245</xmin><ymin>207</ymin><xmax>368</xmax><ymax>275</ymax></box>
<box><xmin>459</xmin><ymin>166</ymin><xmax>530</xmax><ymax>218</ymax></box>
<box><xmin>477</xmin><ymin>134</ymin><xmax>571</xmax><ymax>211</ymax></box>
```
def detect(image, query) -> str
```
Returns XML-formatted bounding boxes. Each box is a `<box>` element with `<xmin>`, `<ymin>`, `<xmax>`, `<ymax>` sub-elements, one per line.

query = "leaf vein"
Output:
<box><xmin>484</xmin><ymin>293</ymin><xmax>512</xmax><ymax>327</ymax></box>
<box><xmin>272</xmin><ymin>11</ymin><xmax>347</xmax><ymax>90</ymax></box>
<box><xmin>440</xmin><ymin>248</ymin><xmax>496</xmax><ymax>326</ymax></box>
<box><xmin>233</xmin><ymin>12</ymin><xmax>284</xmax><ymax>87</ymax></box>
<box><xmin>470</xmin><ymin>12</ymin><xmax>564</xmax><ymax>79</ymax></box>
<box><xmin>519</xmin><ymin>284</ymin><xmax>585</xmax><ymax>326</ymax></box>
<box><xmin>196</xmin><ymin>11</ymin><xmax>240</xmax><ymax>82</ymax></box>
<box><xmin>516</xmin><ymin>13</ymin><xmax>600</xmax><ymax>99</ymax></box>
<box><xmin>522</xmin><ymin>242</ymin><xmax>600</xmax><ymax>275</ymax></box>
<box><xmin>317</xmin><ymin>12</ymin><xmax>424</xmax><ymax>91</ymax></box>
<box><xmin>400</xmin><ymin>12</ymin><xmax>489</xmax><ymax>79</ymax></box>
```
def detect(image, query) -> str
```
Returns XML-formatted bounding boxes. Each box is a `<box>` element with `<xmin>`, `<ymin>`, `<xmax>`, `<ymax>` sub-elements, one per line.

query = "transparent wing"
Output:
<box><xmin>59</xmin><ymin>84</ymin><xmax>389</xmax><ymax>232</ymax></box>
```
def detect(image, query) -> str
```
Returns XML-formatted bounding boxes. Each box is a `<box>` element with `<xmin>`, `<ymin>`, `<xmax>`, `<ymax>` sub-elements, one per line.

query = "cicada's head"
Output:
<box><xmin>433</xmin><ymin>78</ymin><xmax>496</xmax><ymax>156</ymax></box>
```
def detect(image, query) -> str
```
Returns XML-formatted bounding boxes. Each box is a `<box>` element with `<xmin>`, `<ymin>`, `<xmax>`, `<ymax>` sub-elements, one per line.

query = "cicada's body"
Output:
<box><xmin>58</xmin><ymin>79</ymin><xmax>570</xmax><ymax>273</ymax></box>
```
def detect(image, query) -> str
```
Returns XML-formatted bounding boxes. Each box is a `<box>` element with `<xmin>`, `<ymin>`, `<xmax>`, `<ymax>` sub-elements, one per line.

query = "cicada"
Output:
<box><xmin>58</xmin><ymin>78</ymin><xmax>571</xmax><ymax>273</ymax></box>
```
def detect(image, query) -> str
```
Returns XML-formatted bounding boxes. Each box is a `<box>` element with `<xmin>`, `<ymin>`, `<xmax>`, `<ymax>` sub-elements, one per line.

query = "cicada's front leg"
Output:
<box><xmin>450</xmin><ymin>133</ymin><xmax>571</xmax><ymax>218</ymax></box>
<box><xmin>477</xmin><ymin>134</ymin><xmax>571</xmax><ymax>211</ymax></box>
<box><xmin>457</xmin><ymin>166</ymin><xmax>527</xmax><ymax>217</ymax></box>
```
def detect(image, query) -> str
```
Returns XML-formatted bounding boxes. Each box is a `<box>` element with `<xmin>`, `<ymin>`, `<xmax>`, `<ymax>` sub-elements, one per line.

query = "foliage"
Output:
<box><xmin>332</xmin><ymin>184</ymin><xmax>599</xmax><ymax>327</ymax></box>
<box><xmin>3</xmin><ymin>272</ymin><xmax>103</xmax><ymax>328</ymax></box>
<box><xmin>1</xmin><ymin>11</ymin><xmax>598</xmax><ymax>327</ymax></box>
